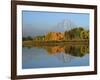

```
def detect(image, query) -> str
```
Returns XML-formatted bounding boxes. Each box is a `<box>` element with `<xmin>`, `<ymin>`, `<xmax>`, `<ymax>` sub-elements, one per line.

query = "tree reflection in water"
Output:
<box><xmin>23</xmin><ymin>42</ymin><xmax>89</xmax><ymax>63</ymax></box>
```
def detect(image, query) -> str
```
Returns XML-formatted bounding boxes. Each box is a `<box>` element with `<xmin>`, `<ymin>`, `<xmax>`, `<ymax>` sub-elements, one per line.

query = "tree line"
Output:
<box><xmin>23</xmin><ymin>27</ymin><xmax>89</xmax><ymax>42</ymax></box>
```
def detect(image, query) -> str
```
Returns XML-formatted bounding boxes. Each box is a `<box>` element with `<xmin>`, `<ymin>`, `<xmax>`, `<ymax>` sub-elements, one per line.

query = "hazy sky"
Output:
<box><xmin>22</xmin><ymin>11</ymin><xmax>89</xmax><ymax>37</ymax></box>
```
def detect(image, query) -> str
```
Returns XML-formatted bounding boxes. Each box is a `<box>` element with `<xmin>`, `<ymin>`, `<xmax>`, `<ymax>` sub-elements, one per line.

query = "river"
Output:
<box><xmin>22</xmin><ymin>44</ymin><xmax>89</xmax><ymax>69</ymax></box>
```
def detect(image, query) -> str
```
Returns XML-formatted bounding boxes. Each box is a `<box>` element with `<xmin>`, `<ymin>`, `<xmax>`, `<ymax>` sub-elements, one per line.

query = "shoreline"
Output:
<box><xmin>22</xmin><ymin>40</ymin><xmax>89</xmax><ymax>47</ymax></box>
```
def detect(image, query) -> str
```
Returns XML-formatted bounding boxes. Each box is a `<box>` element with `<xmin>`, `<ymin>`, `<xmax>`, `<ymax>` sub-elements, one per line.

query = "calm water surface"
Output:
<box><xmin>22</xmin><ymin>44</ymin><xmax>89</xmax><ymax>69</ymax></box>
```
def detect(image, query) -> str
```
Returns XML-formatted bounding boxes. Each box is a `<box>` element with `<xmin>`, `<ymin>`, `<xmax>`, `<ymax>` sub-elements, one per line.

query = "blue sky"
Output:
<box><xmin>22</xmin><ymin>11</ymin><xmax>89</xmax><ymax>37</ymax></box>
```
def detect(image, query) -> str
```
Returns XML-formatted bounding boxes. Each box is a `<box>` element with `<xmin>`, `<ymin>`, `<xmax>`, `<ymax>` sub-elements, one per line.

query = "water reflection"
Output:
<box><xmin>32</xmin><ymin>43</ymin><xmax>89</xmax><ymax>57</ymax></box>
<box><xmin>22</xmin><ymin>43</ymin><xmax>89</xmax><ymax>68</ymax></box>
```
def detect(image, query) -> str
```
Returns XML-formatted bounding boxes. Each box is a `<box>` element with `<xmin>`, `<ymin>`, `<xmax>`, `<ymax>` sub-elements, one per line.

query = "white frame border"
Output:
<box><xmin>17</xmin><ymin>5</ymin><xmax>94</xmax><ymax>75</ymax></box>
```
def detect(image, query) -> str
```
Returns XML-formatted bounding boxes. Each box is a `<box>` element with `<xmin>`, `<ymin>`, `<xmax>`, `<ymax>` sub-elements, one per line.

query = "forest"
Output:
<box><xmin>23</xmin><ymin>27</ymin><xmax>89</xmax><ymax>43</ymax></box>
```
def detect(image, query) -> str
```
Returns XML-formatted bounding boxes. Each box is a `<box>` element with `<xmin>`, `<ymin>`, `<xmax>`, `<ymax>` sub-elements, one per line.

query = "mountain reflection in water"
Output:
<box><xmin>22</xmin><ymin>43</ymin><xmax>89</xmax><ymax>69</ymax></box>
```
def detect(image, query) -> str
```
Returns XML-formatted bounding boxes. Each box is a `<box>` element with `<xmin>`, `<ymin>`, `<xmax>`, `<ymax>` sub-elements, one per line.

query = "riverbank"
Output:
<box><xmin>22</xmin><ymin>40</ymin><xmax>89</xmax><ymax>47</ymax></box>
